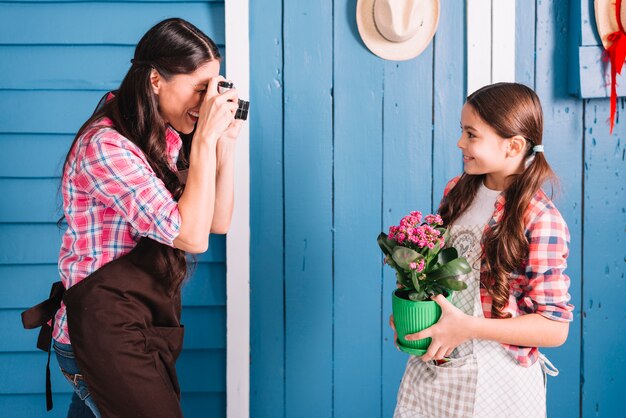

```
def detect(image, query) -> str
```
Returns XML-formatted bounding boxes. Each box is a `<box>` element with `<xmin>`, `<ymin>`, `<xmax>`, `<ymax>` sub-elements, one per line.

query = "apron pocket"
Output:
<box><xmin>396</xmin><ymin>354</ymin><xmax>479</xmax><ymax>418</ymax></box>
<box><xmin>140</xmin><ymin>326</ymin><xmax>185</xmax><ymax>396</ymax></box>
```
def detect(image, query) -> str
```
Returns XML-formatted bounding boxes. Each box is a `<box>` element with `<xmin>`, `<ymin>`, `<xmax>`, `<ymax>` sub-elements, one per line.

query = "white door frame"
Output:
<box><xmin>467</xmin><ymin>0</ymin><xmax>516</xmax><ymax>95</ymax></box>
<box><xmin>225</xmin><ymin>1</ymin><xmax>250</xmax><ymax>417</ymax></box>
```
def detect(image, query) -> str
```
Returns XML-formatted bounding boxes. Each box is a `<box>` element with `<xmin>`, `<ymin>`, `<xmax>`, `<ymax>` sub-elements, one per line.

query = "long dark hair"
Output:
<box><xmin>439</xmin><ymin>82</ymin><xmax>556</xmax><ymax>318</ymax></box>
<box><xmin>60</xmin><ymin>18</ymin><xmax>221</xmax><ymax>293</ymax></box>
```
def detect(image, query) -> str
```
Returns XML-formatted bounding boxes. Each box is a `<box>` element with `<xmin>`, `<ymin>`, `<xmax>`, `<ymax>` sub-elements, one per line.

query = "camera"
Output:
<box><xmin>217</xmin><ymin>81</ymin><xmax>249</xmax><ymax>121</ymax></box>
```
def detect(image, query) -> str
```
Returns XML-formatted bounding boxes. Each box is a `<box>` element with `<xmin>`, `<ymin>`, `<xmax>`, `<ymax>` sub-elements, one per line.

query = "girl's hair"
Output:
<box><xmin>439</xmin><ymin>82</ymin><xmax>556</xmax><ymax>318</ymax></box>
<box><xmin>60</xmin><ymin>18</ymin><xmax>221</xmax><ymax>293</ymax></box>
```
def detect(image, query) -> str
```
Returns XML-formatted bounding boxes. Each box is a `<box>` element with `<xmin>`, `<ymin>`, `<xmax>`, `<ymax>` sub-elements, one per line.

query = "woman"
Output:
<box><xmin>26</xmin><ymin>18</ymin><xmax>241</xmax><ymax>417</ymax></box>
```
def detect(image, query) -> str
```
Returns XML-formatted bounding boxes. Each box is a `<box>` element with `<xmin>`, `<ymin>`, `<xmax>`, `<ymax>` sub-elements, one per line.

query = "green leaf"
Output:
<box><xmin>391</xmin><ymin>246</ymin><xmax>422</xmax><ymax>270</ymax></box>
<box><xmin>377</xmin><ymin>233</ymin><xmax>394</xmax><ymax>257</ymax></box>
<box><xmin>427</xmin><ymin>257</ymin><xmax>472</xmax><ymax>280</ymax></box>
<box><xmin>435</xmin><ymin>278</ymin><xmax>468</xmax><ymax>291</ymax></box>
<box><xmin>396</xmin><ymin>270</ymin><xmax>412</xmax><ymax>289</ymax></box>
<box><xmin>438</xmin><ymin>247</ymin><xmax>459</xmax><ymax>265</ymax></box>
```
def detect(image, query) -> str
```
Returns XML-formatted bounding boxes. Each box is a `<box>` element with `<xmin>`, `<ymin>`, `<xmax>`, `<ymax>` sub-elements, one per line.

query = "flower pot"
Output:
<box><xmin>392</xmin><ymin>289</ymin><xmax>453</xmax><ymax>356</ymax></box>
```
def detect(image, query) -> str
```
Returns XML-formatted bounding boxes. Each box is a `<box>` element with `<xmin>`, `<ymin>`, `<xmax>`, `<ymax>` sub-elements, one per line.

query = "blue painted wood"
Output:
<box><xmin>0</xmin><ymin>393</ymin><xmax>224</xmax><ymax>418</ymax></box>
<box><xmin>516</xmin><ymin>0</ymin><xmax>536</xmax><ymax>87</ymax></box>
<box><xmin>582</xmin><ymin>98</ymin><xmax>626</xmax><ymax>417</ymax></box>
<box><xmin>432</xmin><ymin>0</ymin><xmax>466</xmax><ymax>208</ymax></box>
<box><xmin>0</xmin><ymin>134</ymin><xmax>72</xmax><ymax>178</ymax></box>
<box><xmin>535</xmin><ymin>1</ymin><xmax>584</xmax><ymax>417</ymax></box>
<box><xmin>0</xmin><ymin>306</ymin><xmax>224</xmax><ymax>351</ymax></box>
<box><xmin>380</xmin><ymin>48</ymin><xmax>436</xmax><ymax>418</ymax></box>
<box><xmin>576</xmin><ymin>46</ymin><xmax>626</xmax><ymax>98</ymax></box>
<box><xmin>0</xmin><ymin>349</ymin><xmax>224</xmax><ymax>393</ymax></box>
<box><xmin>0</xmin><ymin>394</ymin><xmax>73</xmax><ymax>418</ymax></box>
<box><xmin>333</xmin><ymin>2</ymin><xmax>383</xmax><ymax>417</ymax></box>
<box><xmin>0</xmin><ymin>3</ymin><xmax>225</xmax><ymax>45</ymax></box>
<box><xmin>0</xmin><ymin>262</ymin><xmax>224</xmax><ymax>308</ymax></box>
<box><xmin>283</xmin><ymin>1</ymin><xmax>333</xmax><ymax>416</ymax></box>
<box><xmin>0</xmin><ymin>224</ymin><xmax>225</xmax><ymax>264</ymax></box>
<box><xmin>249</xmin><ymin>0</ymin><xmax>285</xmax><ymax>415</ymax></box>
<box><xmin>0</xmin><ymin>45</ymin><xmax>225</xmax><ymax>90</ymax></box>
<box><xmin>0</xmin><ymin>178</ymin><xmax>61</xmax><ymax>222</ymax></box>
<box><xmin>580</xmin><ymin>0</ymin><xmax>600</xmax><ymax>46</ymax></box>
<box><xmin>0</xmin><ymin>91</ymin><xmax>112</xmax><ymax>135</ymax></box>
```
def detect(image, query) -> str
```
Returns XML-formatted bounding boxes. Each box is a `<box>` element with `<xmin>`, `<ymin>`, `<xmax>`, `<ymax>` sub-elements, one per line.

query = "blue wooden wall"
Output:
<box><xmin>0</xmin><ymin>1</ymin><xmax>228</xmax><ymax>416</ymax></box>
<box><xmin>251</xmin><ymin>1</ymin><xmax>625</xmax><ymax>417</ymax></box>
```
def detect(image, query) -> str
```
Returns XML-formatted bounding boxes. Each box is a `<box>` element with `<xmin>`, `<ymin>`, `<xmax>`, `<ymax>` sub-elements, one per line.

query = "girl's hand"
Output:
<box><xmin>195</xmin><ymin>76</ymin><xmax>239</xmax><ymax>143</ymax></box>
<box><xmin>404</xmin><ymin>294</ymin><xmax>474</xmax><ymax>362</ymax></box>
<box><xmin>389</xmin><ymin>314</ymin><xmax>400</xmax><ymax>351</ymax></box>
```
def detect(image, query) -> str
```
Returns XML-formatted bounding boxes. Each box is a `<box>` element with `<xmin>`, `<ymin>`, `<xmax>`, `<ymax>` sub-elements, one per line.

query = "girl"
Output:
<box><xmin>24</xmin><ymin>18</ymin><xmax>241</xmax><ymax>417</ymax></box>
<box><xmin>392</xmin><ymin>82</ymin><xmax>574</xmax><ymax>417</ymax></box>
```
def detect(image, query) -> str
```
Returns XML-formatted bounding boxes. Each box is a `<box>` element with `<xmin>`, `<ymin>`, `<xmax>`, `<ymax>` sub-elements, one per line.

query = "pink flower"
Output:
<box><xmin>425</xmin><ymin>214</ymin><xmax>443</xmax><ymax>225</ymax></box>
<box><xmin>396</xmin><ymin>233</ymin><xmax>406</xmax><ymax>244</ymax></box>
<box><xmin>409</xmin><ymin>262</ymin><xmax>417</xmax><ymax>270</ymax></box>
<box><xmin>410</xmin><ymin>211</ymin><xmax>423</xmax><ymax>223</ymax></box>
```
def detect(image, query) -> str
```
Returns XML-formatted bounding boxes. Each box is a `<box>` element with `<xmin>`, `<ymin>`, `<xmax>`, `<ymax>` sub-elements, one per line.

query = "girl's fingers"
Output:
<box><xmin>433</xmin><ymin>345</ymin><xmax>448</xmax><ymax>361</ymax></box>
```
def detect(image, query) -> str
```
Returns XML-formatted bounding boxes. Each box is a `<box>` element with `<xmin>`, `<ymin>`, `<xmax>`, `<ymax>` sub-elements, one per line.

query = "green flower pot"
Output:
<box><xmin>392</xmin><ymin>289</ymin><xmax>453</xmax><ymax>356</ymax></box>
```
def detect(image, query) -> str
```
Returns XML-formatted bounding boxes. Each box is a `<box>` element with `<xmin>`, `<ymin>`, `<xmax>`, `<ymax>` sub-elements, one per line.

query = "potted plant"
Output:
<box><xmin>378</xmin><ymin>211</ymin><xmax>471</xmax><ymax>355</ymax></box>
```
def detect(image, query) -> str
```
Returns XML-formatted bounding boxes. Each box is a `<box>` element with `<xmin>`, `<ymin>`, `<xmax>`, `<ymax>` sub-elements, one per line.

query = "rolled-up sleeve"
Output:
<box><xmin>74</xmin><ymin>130</ymin><xmax>181</xmax><ymax>246</ymax></box>
<box><xmin>520</xmin><ymin>206</ymin><xmax>574</xmax><ymax>322</ymax></box>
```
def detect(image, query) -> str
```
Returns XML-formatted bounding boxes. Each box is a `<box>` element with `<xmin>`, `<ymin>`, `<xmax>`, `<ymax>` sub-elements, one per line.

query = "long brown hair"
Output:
<box><xmin>439</xmin><ymin>82</ymin><xmax>556</xmax><ymax>318</ymax></box>
<box><xmin>60</xmin><ymin>18</ymin><xmax>221</xmax><ymax>293</ymax></box>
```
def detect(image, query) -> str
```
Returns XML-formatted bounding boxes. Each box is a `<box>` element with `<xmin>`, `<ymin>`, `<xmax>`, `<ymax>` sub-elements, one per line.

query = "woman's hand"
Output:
<box><xmin>404</xmin><ymin>294</ymin><xmax>474</xmax><ymax>362</ymax></box>
<box><xmin>194</xmin><ymin>76</ymin><xmax>239</xmax><ymax>143</ymax></box>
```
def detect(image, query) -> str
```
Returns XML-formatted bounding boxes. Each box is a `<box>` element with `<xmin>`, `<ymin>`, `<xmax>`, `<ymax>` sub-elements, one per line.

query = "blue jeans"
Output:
<box><xmin>53</xmin><ymin>341</ymin><xmax>101</xmax><ymax>418</ymax></box>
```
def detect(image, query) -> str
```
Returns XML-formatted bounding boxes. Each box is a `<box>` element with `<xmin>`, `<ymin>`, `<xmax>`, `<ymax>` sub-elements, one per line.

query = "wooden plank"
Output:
<box><xmin>0</xmin><ymin>392</ymin><xmax>224</xmax><ymax>418</ymax></box>
<box><xmin>535</xmin><ymin>1</ymin><xmax>583</xmax><ymax>417</ymax></box>
<box><xmin>0</xmin><ymin>349</ymin><xmax>225</xmax><ymax>393</ymax></box>
<box><xmin>333</xmin><ymin>1</ymin><xmax>383</xmax><ymax>416</ymax></box>
<box><xmin>0</xmin><ymin>393</ymin><xmax>72</xmax><ymax>418</ymax></box>
<box><xmin>0</xmin><ymin>45</ymin><xmax>225</xmax><ymax>90</ymax></box>
<box><xmin>0</xmin><ymin>90</ymin><xmax>108</xmax><ymax>135</ymax></box>
<box><xmin>580</xmin><ymin>0</ymin><xmax>600</xmax><ymax>46</ymax></box>
<box><xmin>0</xmin><ymin>179</ymin><xmax>61</xmax><ymax>222</ymax></box>
<box><xmin>381</xmin><ymin>49</ymin><xmax>436</xmax><ymax>417</ymax></box>
<box><xmin>0</xmin><ymin>134</ymin><xmax>72</xmax><ymax>178</ymax></box>
<box><xmin>581</xmin><ymin>98</ymin><xmax>626</xmax><ymax>417</ymax></box>
<box><xmin>515</xmin><ymin>0</ymin><xmax>536</xmax><ymax>87</ymax></box>
<box><xmin>576</xmin><ymin>46</ymin><xmax>626</xmax><ymax>99</ymax></box>
<box><xmin>1</xmin><ymin>306</ymin><xmax>225</xmax><ymax>352</ymax></box>
<box><xmin>283</xmin><ymin>0</ymin><xmax>333</xmax><ymax>417</ymax></box>
<box><xmin>0</xmin><ymin>392</ymin><xmax>226</xmax><ymax>418</ymax></box>
<box><xmin>432</xmin><ymin>0</ymin><xmax>467</xmax><ymax>209</ymax></box>
<box><xmin>491</xmin><ymin>0</ymin><xmax>516</xmax><ymax>83</ymax></box>
<box><xmin>467</xmin><ymin>0</ymin><xmax>492</xmax><ymax>94</ymax></box>
<box><xmin>0</xmin><ymin>3</ymin><xmax>225</xmax><ymax>45</ymax></box>
<box><xmin>249</xmin><ymin>0</ymin><xmax>285</xmax><ymax>415</ymax></box>
<box><xmin>0</xmin><ymin>224</ymin><xmax>226</xmax><ymax>264</ymax></box>
<box><xmin>0</xmin><ymin>262</ymin><xmax>224</xmax><ymax>309</ymax></box>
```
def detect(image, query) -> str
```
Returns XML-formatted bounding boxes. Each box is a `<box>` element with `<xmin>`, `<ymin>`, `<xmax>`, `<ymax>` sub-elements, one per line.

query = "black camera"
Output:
<box><xmin>217</xmin><ymin>81</ymin><xmax>249</xmax><ymax>121</ymax></box>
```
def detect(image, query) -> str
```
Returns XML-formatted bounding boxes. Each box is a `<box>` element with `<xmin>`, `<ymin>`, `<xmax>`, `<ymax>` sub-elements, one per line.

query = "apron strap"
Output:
<box><xmin>21</xmin><ymin>281</ymin><xmax>65</xmax><ymax>411</ymax></box>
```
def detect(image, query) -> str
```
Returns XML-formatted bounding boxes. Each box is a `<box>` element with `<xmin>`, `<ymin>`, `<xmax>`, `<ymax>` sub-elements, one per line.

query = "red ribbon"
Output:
<box><xmin>605</xmin><ymin>0</ymin><xmax>626</xmax><ymax>132</ymax></box>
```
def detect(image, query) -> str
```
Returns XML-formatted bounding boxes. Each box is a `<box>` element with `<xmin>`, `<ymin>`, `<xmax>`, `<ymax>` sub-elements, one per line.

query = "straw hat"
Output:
<box><xmin>356</xmin><ymin>0</ymin><xmax>440</xmax><ymax>61</ymax></box>
<box><xmin>595</xmin><ymin>0</ymin><xmax>626</xmax><ymax>49</ymax></box>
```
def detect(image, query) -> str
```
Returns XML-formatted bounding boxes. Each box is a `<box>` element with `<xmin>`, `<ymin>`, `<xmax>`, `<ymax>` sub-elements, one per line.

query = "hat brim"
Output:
<box><xmin>595</xmin><ymin>0</ymin><xmax>626</xmax><ymax>49</ymax></box>
<box><xmin>356</xmin><ymin>0</ymin><xmax>440</xmax><ymax>61</ymax></box>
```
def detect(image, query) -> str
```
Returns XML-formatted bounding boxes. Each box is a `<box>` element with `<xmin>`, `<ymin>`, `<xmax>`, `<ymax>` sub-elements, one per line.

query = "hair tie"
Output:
<box><xmin>532</xmin><ymin>145</ymin><xmax>544</xmax><ymax>154</ymax></box>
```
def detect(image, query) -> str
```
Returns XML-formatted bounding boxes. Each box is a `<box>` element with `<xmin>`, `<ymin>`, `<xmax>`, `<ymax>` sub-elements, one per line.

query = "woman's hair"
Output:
<box><xmin>60</xmin><ymin>18</ymin><xmax>221</xmax><ymax>293</ymax></box>
<box><xmin>439</xmin><ymin>82</ymin><xmax>556</xmax><ymax>318</ymax></box>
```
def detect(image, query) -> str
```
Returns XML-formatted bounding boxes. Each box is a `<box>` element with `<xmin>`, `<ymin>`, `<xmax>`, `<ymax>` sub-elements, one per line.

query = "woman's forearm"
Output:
<box><xmin>210</xmin><ymin>142</ymin><xmax>235</xmax><ymax>234</ymax></box>
<box><xmin>467</xmin><ymin>313</ymin><xmax>569</xmax><ymax>348</ymax></box>
<box><xmin>173</xmin><ymin>137</ymin><xmax>218</xmax><ymax>253</ymax></box>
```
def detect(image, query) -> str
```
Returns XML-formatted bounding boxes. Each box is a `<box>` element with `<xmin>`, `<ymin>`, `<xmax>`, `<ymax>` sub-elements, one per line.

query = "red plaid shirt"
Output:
<box><xmin>53</xmin><ymin>117</ymin><xmax>182</xmax><ymax>343</ymax></box>
<box><xmin>443</xmin><ymin>176</ymin><xmax>574</xmax><ymax>367</ymax></box>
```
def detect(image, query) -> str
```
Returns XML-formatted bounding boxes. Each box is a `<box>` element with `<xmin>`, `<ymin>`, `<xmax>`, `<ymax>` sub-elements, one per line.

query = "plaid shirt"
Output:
<box><xmin>53</xmin><ymin>117</ymin><xmax>182</xmax><ymax>343</ymax></box>
<box><xmin>443</xmin><ymin>176</ymin><xmax>574</xmax><ymax>367</ymax></box>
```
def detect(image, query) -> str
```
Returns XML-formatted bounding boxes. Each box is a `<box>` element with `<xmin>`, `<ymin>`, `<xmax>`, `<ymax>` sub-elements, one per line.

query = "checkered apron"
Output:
<box><xmin>394</xmin><ymin>225</ymin><xmax>553</xmax><ymax>418</ymax></box>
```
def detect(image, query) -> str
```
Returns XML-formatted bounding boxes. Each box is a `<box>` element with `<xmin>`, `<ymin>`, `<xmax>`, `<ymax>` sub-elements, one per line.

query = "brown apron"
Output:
<box><xmin>62</xmin><ymin>237</ymin><xmax>185</xmax><ymax>418</ymax></box>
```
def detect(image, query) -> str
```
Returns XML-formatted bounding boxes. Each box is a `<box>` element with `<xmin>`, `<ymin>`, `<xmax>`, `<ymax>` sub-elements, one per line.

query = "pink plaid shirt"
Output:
<box><xmin>443</xmin><ymin>176</ymin><xmax>574</xmax><ymax>367</ymax></box>
<box><xmin>53</xmin><ymin>117</ymin><xmax>183</xmax><ymax>343</ymax></box>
